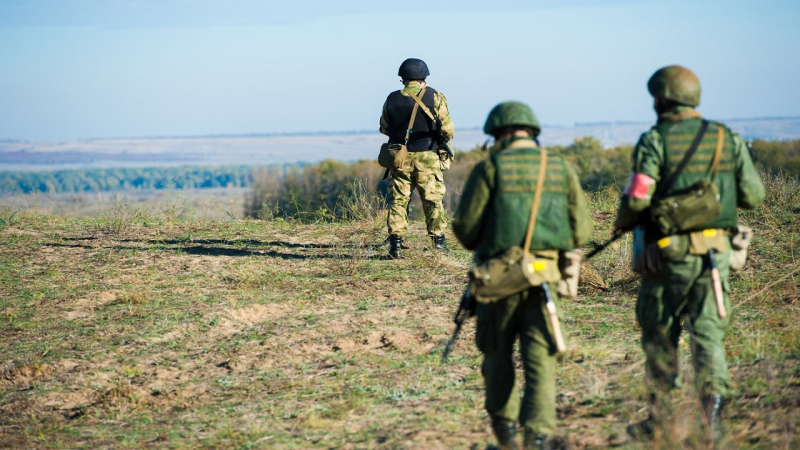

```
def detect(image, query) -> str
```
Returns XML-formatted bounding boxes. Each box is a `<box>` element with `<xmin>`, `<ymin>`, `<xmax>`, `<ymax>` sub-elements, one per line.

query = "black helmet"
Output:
<box><xmin>398</xmin><ymin>58</ymin><xmax>429</xmax><ymax>80</ymax></box>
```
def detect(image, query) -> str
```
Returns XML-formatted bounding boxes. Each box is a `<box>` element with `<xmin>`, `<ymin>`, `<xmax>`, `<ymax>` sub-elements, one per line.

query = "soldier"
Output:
<box><xmin>453</xmin><ymin>102</ymin><xmax>592</xmax><ymax>450</ymax></box>
<box><xmin>379</xmin><ymin>58</ymin><xmax>455</xmax><ymax>259</ymax></box>
<box><xmin>615</xmin><ymin>65</ymin><xmax>765</xmax><ymax>444</ymax></box>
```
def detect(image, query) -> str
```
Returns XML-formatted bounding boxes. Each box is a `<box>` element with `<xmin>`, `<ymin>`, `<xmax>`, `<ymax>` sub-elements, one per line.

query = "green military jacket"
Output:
<box><xmin>453</xmin><ymin>137</ymin><xmax>593</xmax><ymax>260</ymax></box>
<box><xmin>615</xmin><ymin>107</ymin><xmax>765</xmax><ymax>231</ymax></box>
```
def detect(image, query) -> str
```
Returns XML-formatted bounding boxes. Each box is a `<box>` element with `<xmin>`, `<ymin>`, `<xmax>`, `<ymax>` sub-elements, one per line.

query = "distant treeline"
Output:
<box><xmin>245</xmin><ymin>137</ymin><xmax>800</xmax><ymax>220</ymax></box>
<box><xmin>0</xmin><ymin>166</ymin><xmax>258</xmax><ymax>194</ymax></box>
<box><xmin>2</xmin><ymin>136</ymin><xmax>796</xmax><ymax>211</ymax></box>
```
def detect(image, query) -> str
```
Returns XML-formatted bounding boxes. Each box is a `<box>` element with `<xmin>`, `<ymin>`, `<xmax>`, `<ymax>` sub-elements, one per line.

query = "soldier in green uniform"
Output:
<box><xmin>379</xmin><ymin>58</ymin><xmax>455</xmax><ymax>259</ymax></box>
<box><xmin>615</xmin><ymin>65</ymin><xmax>765</xmax><ymax>444</ymax></box>
<box><xmin>453</xmin><ymin>102</ymin><xmax>592</xmax><ymax>449</ymax></box>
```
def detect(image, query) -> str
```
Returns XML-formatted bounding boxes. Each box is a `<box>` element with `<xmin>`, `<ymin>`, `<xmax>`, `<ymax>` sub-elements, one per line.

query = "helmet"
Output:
<box><xmin>398</xmin><ymin>58</ymin><xmax>429</xmax><ymax>80</ymax></box>
<box><xmin>647</xmin><ymin>65</ymin><xmax>701</xmax><ymax>107</ymax></box>
<box><xmin>483</xmin><ymin>101</ymin><xmax>541</xmax><ymax>136</ymax></box>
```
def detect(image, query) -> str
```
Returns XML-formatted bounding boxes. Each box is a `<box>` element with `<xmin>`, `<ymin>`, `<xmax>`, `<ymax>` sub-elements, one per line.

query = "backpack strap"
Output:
<box><xmin>709</xmin><ymin>124</ymin><xmax>725</xmax><ymax>181</ymax></box>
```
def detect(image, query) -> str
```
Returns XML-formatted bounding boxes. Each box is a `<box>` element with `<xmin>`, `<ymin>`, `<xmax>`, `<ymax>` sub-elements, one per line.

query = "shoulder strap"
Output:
<box><xmin>404</xmin><ymin>87</ymin><xmax>437</xmax><ymax>123</ymax></box>
<box><xmin>709</xmin><ymin>124</ymin><xmax>724</xmax><ymax>181</ymax></box>
<box><xmin>523</xmin><ymin>149</ymin><xmax>547</xmax><ymax>256</ymax></box>
<box><xmin>660</xmin><ymin>119</ymin><xmax>709</xmax><ymax>195</ymax></box>
<box><xmin>402</xmin><ymin>87</ymin><xmax>425</xmax><ymax>144</ymax></box>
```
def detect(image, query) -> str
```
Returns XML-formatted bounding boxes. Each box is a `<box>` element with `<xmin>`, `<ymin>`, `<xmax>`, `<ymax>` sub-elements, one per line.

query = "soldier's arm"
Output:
<box><xmin>379</xmin><ymin>99</ymin><xmax>390</xmax><ymax>136</ymax></box>
<box><xmin>730</xmin><ymin>131</ymin><xmax>766</xmax><ymax>209</ymax></box>
<box><xmin>565</xmin><ymin>163</ymin><xmax>593</xmax><ymax>247</ymax></box>
<box><xmin>434</xmin><ymin>91</ymin><xmax>455</xmax><ymax>141</ymax></box>
<box><xmin>614</xmin><ymin>129</ymin><xmax>664</xmax><ymax>230</ymax></box>
<box><xmin>452</xmin><ymin>159</ymin><xmax>494</xmax><ymax>250</ymax></box>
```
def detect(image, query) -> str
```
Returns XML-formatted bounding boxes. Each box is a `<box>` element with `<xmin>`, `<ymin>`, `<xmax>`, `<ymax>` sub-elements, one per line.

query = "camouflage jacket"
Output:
<box><xmin>452</xmin><ymin>137</ymin><xmax>593</xmax><ymax>260</ymax></box>
<box><xmin>379</xmin><ymin>81</ymin><xmax>455</xmax><ymax>141</ymax></box>
<box><xmin>615</xmin><ymin>107</ymin><xmax>765</xmax><ymax>230</ymax></box>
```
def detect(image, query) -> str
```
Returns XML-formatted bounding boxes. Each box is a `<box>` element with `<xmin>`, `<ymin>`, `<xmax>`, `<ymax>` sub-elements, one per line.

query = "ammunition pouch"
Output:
<box><xmin>557</xmin><ymin>249</ymin><xmax>582</xmax><ymax>298</ymax></box>
<box><xmin>729</xmin><ymin>225</ymin><xmax>753</xmax><ymax>272</ymax></box>
<box><xmin>469</xmin><ymin>247</ymin><xmax>560</xmax><ymax>304</ymax></box>
<box><xmin>687</xmin><ymin>228</ymin><xmax>729</xmax><ymax>255</ymax></box>
<box><xmin>649</xmin><ymin>179</ymin><xmax>722</xmax><ymax>236</ymax></box>
<box><xmin>378</xmin><ymin>143</ymin><xmax>408</xmax><ymax>170</ymax></box>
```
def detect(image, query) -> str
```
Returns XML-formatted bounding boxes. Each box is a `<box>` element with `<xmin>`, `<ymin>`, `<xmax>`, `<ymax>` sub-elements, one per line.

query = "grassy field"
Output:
<box><xmin>0</xmin><ymin>174</ymin><xmax>797</xmax><ymax>449</ymax></box>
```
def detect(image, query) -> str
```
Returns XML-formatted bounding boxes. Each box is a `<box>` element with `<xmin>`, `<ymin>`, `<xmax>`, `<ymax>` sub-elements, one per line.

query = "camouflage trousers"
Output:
<box><xmin>475</xmin><ymin>284</ymin><xmax>562</xmax><ymax>436</ymax></box>
<box><xmin>387</xmin><ymin>151</ymin><xmax>447</xmax><ymax>237</ymax></box>
<box><xmin>637</xmin><ymin>249</ymin><xmax>733</xmax><ymax>397</ymax></box>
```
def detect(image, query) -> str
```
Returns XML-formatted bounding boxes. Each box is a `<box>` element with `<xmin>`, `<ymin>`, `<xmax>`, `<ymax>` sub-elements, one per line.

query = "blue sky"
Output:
<box><xmin>1</xmin><ymin>0</ymin><xmax>798</xmax><ymax>141</ymax></box>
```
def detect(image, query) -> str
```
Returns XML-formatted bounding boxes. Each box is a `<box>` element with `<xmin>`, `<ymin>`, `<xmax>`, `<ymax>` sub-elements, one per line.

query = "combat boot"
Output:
<box><xmin>431</xmin><ymin>234</ymin><xmax>447</xmax><ymax>250</ymax></box>
<box><xmin>388</xmin><ymin>235</ymin><xmax>403</xmax><ymax>260</ymax></box>
<box><xmin>489</xmin><ymin>419</ymin><xmax>518</xmax><ymax>450</ymax></box>
<box><xmin>702</xmin><ymin>394</ymin><xmax>725</xmax><ymax>446</ymax></box>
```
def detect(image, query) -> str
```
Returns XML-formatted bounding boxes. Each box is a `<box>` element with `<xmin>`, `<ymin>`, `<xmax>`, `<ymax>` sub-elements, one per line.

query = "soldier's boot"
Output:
<box><xmin>388</xmin><ymin>235</ymin><xmax>403</xmax><ymax>260</ymax></box>
<box><xmin>702</xmin><ymin>394</ymin><xmax>725</xmax><ymax>446</ymax></box>
<box><xmin>379</xmin><ymin>236</ymin><xmax>408</xmax><ymax>249</ymax></box>
<box><xmin>625</xmin><ymin>415</ymin><xmax>656</xmax><ymax>441</ymax></box>
<box><xmin>489</xmin><ymin>419</ymin><xmax>518</xmax><ymax>450</ymax></box>
<box><xmin>523</xmin><ymin>432</ymin><xmax>566</xmax><ymax>450</ymax></box>
<box><xmin>627</xmin><ymin>393</ymin><xmax>666</xmax><ymax>441</ymax></box>
<box><xmin>431</xmin><ymin>234</ymin><xmax>447</xmax><ymax>251</ymax></box>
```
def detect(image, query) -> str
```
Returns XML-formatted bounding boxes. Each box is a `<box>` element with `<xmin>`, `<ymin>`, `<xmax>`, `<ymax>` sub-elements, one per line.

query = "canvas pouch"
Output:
<box><xmin>650</xmin><ymin>179</ymin><xmax>722</xmax><ymax>236</ymax></box>
<box><xmin>557</xmin><ymin>249</ymin><xmax>582</xmax><ymax>298</ymax></box>
<box><xmin>378</xmin><ymin>143</ymin><xmax>408</xmax><ymax>170</ymax></box>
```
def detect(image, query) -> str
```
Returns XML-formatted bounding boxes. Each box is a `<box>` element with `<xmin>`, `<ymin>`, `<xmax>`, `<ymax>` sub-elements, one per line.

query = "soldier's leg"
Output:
<box><xmin>637</xmin><ymin>274</ymin><xmax>684</xmax><ymax>395</ymax></box>
<box><xmin>518</xmin><ymin>286</ymin><xmax>558</xmax><ymax>438</ymax></box>
<box><xmin>477</xmin><ymin>295</ymin><xmax>522</xmax><ymax>425</ymax></box>
<box><xmin>686</xmin><ymin>251</ymin><xmax>732</xmax><ymax>444</ymax></box>
<box><xmin>387</xmin><ymin>167</ymin><xmax>413</xmax><ymax>237</ymax></box>
<box><xmin>412</xmin><ymin>151</ymin><xmax>448</xmax><ymax>237</ymax></box>
<box><xmin>686</xmin><ymin>251</ymin><xmax>732</xmax><ymax>398</ymax></box>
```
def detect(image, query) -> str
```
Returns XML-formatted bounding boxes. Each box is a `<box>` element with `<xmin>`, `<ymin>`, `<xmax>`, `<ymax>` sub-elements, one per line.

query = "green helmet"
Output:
<box><xmin>483</xmin><ymin>101</ymin><xmax>541</xmax><ymax>136</ymax></box>
<box><xmin>647</xmin><ymin>65</ymin><xmax>701</xmax><ymax>107</ymax></box>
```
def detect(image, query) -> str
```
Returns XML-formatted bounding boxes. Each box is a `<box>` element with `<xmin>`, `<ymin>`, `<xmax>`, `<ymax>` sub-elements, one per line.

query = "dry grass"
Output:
<box><xmin>0</xmin><ymin>177</ymin><xmax>798</xmax><ymax>449</ymax></box>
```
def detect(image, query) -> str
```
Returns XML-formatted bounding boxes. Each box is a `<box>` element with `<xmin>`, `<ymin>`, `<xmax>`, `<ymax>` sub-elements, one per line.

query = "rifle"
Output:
<box><xmin>433</xmin><ymin>116</ymin><xmax>455</xmax><ymax>159</ymax></box>
<box><xmin>541</xmin><ymin>282</ymin><xmax>567</xmax><ymax>353</ymax></box>
<box><xmin>585</xmin><ymin>228</ymin><xmax>628</xmax><ymax>260</ymax></box>
<box><xmin>441</xmin><ymin>285</ymin><xmax>476</xmax><ymax>363</ymax></box>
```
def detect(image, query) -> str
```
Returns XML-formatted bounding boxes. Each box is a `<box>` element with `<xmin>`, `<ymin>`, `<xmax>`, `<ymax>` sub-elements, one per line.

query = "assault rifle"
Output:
<box><xmin>441</xmin><ymin>285</ymin><xmax>476</xmax><ymax>363</ymax></box>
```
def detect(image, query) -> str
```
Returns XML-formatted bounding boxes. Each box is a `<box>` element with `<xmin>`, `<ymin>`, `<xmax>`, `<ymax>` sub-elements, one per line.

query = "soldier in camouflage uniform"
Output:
<box><xmin>615</xmin><ymin>66</ymin><xmax>765</xmax><ymax>444</ymax></box>
<box><xmin>379</xmin><ymin>58</ymin><xmax>455</xmax><ymax>259</ymax></box>
<box><xmin>453</xmin><ymin>102</ymin><xmax>593</xmax><ymax>450</ymax></box>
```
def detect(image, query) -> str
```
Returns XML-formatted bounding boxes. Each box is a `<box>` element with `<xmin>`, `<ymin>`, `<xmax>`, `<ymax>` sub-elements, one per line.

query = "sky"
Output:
<box><xmin>0</xmin><ymin>0</ymin><xmax>798</xmax><ymax>142</ymax></box>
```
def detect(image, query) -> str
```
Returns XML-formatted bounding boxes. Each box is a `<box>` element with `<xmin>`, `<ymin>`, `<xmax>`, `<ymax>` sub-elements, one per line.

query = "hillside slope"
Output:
<box><xmin>0</xmin><ymin>174</ymin><xmax>798</xmax><ymax>449</ymax></box>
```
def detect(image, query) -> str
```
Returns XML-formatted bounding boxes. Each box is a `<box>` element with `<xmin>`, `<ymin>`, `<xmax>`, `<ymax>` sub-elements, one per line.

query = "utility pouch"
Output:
<box><xmin>378</xmin><ymin>143</ymin><xmax>408</xmax><ymax>170</ymax></box>
<box><xmin>438</xmin><ymin>151</ymin><xmax>453</xmax><ymax>171</ymax></box>
<box><xmin>469</xmin><ymin>248</ymin><xmax>559</xmax><ymax>304</ymax></box>
<box><xmin>557</xmin><ymin>249</ymin><xmax>582</xmax><ymax>298</ymax></box>
<box><xmin>688</xmin><ymin>228</ymin><xmax>729</xmax><ymax>255</ymax></box>
<box><xmin>469</xmin><ymin>149</ymin><xmax>553</xmax><ymax>304</ymax></box>
<box><xmin>650</xmin><ymin>179</ymin><xmax>721</xmax><ymax>235</ymax></box>
<box><xmin>729</xmin><ymin>224</ymin><xmax>753</xmax><ymax>272</ymax></box>
<box><xmin>655</xmin><ymin>233</ymin><xmax>689</xmax><ymax>261</ymax></box>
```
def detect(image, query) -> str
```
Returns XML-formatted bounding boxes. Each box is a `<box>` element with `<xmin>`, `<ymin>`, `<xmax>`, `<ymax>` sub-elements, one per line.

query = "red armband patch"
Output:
<box><xmin>623</xmin><ymin>173</ymin><xmax>655</xmax><ymax>200</ymax></box>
